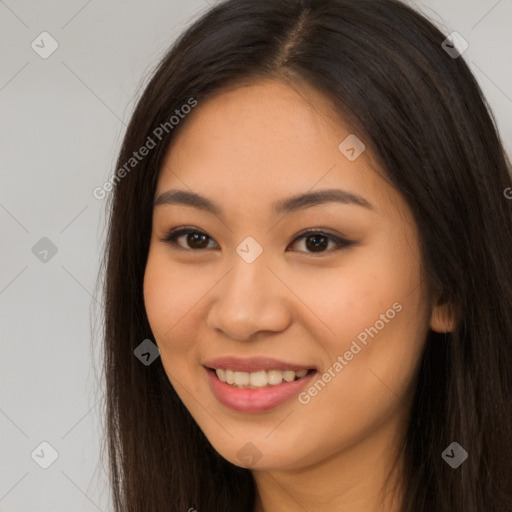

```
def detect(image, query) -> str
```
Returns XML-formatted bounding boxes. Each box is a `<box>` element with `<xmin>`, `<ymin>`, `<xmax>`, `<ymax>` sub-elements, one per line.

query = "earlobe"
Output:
<box><xmin>429</xmin><ymin>293</ymin><xmax>457</xmax><ymax>333</ymax></box>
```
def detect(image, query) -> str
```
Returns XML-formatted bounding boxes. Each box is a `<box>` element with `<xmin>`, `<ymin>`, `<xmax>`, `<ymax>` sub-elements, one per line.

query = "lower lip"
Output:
<box><xmin>205</xmin><ymin>367</ymin><xmax>316</xmax><ymax>413</ymax></box>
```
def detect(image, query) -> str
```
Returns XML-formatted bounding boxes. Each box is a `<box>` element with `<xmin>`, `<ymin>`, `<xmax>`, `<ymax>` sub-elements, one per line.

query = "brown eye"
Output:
<box><xmin>301</xmin><ymin>233</ymin><xmax>329</xmax><ymax>252</ymax></box>
<box><xmin>288</xmin><ymin>229</ymin><xmax>353</xmax><ymax>254</ymax></box>
<box><xmin>160</xmin><ymin>228</ymin><xmax>217</xmax><ymax>250</ymax></box>
<box><xmin>183</xmin><ymin>232</ymin><xmax>210</xmax><ymax>249</ymax></box>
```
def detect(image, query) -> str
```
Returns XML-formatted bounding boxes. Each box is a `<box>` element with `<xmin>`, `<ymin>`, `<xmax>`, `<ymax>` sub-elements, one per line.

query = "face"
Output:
<box><xmin>143</xmin><ymin>79</ymin><xmax>442</xmax><ymax>472</ymax></box>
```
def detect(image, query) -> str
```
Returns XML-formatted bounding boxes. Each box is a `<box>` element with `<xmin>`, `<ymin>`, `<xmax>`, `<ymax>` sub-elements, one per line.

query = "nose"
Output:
<box><xmin>206</xmin><ymin>254</ymin><xmax>292</xmax><ymax>342</ymax></box>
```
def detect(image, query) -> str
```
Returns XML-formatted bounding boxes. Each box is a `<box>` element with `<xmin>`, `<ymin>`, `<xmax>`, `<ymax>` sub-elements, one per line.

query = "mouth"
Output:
<box><xmin>205</xmin><ymin>367</ymin><xmax>317</xmax><ymax>390</ymax></box>
<box><xmin>203</xmin><ymin>358</ymin><xmax>318</xmax><ymax>413</ymax></box>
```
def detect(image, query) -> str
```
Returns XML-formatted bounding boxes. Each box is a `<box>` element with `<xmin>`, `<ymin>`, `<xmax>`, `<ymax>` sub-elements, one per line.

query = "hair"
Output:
<box><xmin>97</xmin><ymin>0</ymin><xmax>512</xmax><ymax>510</ymax></box>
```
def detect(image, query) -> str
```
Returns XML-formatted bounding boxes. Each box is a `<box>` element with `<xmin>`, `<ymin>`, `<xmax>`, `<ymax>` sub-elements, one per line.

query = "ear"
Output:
<box><xmin>429</xmin><ymin>291</ymin><xmax>457</xmax><ymax>333</ymax></box>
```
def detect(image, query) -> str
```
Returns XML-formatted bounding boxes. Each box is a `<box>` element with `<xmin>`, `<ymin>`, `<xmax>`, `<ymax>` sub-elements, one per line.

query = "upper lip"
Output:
<box><xmin>203</xmin><ymin>356</ymin><xmax>317</xmax><ymax>373</ymax></box>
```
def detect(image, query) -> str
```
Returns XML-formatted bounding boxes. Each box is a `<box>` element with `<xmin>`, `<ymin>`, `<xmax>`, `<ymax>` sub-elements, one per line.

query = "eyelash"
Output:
<box><xmin>159</xmin><ymin>227</ymin><xmax>354</xmax><ymax>254</ymax></box>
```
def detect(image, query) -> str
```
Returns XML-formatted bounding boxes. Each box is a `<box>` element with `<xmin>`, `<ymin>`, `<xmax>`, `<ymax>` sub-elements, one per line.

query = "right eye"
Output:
<box><xmin>159</xmin><ymin>228</ymin><xmax>219</xmax><ymax>251</ymax></box>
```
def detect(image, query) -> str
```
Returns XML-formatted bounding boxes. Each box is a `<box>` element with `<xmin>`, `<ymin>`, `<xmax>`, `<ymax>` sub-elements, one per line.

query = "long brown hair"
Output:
<box><xmin>97</xmin><ymin>0</ymin><xmax>512</xmax><ymax>510</ymax></box>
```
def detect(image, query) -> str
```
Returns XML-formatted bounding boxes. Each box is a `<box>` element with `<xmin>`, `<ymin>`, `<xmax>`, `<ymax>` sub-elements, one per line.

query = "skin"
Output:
<box><xmin>143</xmin><ymin>78</ymin><xmax>455</xmax><ymax>512</ymax></box>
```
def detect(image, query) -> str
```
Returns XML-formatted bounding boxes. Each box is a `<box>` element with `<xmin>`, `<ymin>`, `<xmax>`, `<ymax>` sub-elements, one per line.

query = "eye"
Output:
<box><xmin>288</xmin><ymin>228</ymin><xmax>353</xmax><ymax>254</ymax></box>
<box><xmin>160</xmin><ymin>227</ymin><xmax>218</xmax><ymax>250</ymax></box>
<box><xmin>159</xmin><ymin>227</ymin><xmax>353</xmax><ymax>254</ymax></box>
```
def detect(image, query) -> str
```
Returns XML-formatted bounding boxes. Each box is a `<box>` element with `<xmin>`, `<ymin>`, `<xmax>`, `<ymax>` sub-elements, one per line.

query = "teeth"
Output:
<box><xmin>283</xmin><ymin>370</ymin><xmax>295</xmax><ymax>382</ymax></box>
<box><xmin>267</xmin><ymin>370</ymin><xmax>283</xmax><ymax>385</ymax></box>
<box><xmin>214</xmin><ymin>368</ymin><xmax>310</xmax><ymax>389</ymax></box>
<box><xmin>226</xmin><ymin>369</ymin><xmax>235</xmax><ymax>385</ymax></box>
<box><xmin>249</xmin><ymin>371</ymin><xmax>267</xmax><ymax>387</ymax></box>
<box><xmin>234</xmin><ymin>371</ymin><xmax>250</xmax><ymax>387</ymax></box>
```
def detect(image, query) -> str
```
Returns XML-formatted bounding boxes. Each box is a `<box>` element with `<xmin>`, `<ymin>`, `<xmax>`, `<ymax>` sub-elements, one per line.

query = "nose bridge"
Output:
<box><xmin>224</xmin><ymin>233</ymin><xmax>270</xmax><ymax>299</ymax></box>
<box><xmin>207</xmin><ymin>242</ymin><xmax>290</xmax><ymax>340</ymax></box>
<box><xmin>223</xmin><ymin>245</ymin><xmax>272</xmax><ymax>311</ymax></box>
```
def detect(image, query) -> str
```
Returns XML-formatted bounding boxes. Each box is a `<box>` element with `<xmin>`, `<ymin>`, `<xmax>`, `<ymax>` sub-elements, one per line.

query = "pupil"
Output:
<box><xmin>306</xmin><ymin>234</ymin><xmax>327</xmax><ymax>252</ymax></box>
<box><xmin>189</xmin><ymin>233</ymin><xmax>208</xmax><ymax>249</ymax></box>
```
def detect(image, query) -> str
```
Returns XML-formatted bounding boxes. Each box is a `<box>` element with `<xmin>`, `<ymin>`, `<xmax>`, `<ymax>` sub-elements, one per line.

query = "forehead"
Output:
<box><xmin>155</xmin><ymin>79</ymin><xmax>395</xmax><ymax>218</ymax></box>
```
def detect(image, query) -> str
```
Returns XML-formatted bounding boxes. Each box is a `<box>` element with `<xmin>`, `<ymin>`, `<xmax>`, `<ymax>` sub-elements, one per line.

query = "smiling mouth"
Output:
<box><xmin>206</xmin><ymin>367</ymin><xmax>317</xmax><ymax>389</ymax></box>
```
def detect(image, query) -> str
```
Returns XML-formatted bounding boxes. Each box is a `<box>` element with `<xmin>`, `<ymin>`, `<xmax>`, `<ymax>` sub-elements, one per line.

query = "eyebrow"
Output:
<box><xmin>154</xmin><ymin>188</ymin><xmax>373</xmax><ymax>216</ymax></box>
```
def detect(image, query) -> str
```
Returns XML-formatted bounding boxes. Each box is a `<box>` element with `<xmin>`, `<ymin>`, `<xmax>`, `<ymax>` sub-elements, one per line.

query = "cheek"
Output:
<box><xmin>298</xmin><ymin>259</ymin><xmax>427</xmax><ymax>423</ymax></box>
<box><xmin>293</xmin><ymin>242</ymin><xmax>428</xmax><ymax>398</ymax></box>
<box><xmin>143</xmin><ymin>253</ymin><xmax>211</xmax><ymax>404</ymax></box>
<box><xmin>287</xmin><ymin>248</ymin><xmax>424</xmax><ymax>351</ymax></box>
<box><xmin>143</xmin><ymin>250</ymin><xmax>200</xmax><ymax>356</ymax></box>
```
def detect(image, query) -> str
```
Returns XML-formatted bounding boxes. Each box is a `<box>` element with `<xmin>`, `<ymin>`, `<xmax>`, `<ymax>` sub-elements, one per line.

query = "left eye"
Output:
<box><xmin>160</xmin><ymin>228</ymin><xmax>353</xmax><ymax>254</ymax></box>
<box><xmin>161</xmin><ymin>229</ymin><xmax>218</xmax><ymax>250</ymax></box>
<box><xmin>289</xmin><ymin>229</ymin><xmax>352</xmax><ymax>253</ymax></box>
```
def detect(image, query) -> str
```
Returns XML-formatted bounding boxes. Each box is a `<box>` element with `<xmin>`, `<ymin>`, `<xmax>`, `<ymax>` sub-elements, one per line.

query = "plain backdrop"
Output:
<box><xmin>1</xmin><ymin>0</ymin><xmax>511</xmax><ymax>510</ymax></box>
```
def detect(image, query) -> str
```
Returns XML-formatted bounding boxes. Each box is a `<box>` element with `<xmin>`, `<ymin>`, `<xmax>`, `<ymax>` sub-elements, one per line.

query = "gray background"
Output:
<box><xmin>1</xmin><ymin>0</ymin><xmax>511</xmax><ymax>510</ymax></box>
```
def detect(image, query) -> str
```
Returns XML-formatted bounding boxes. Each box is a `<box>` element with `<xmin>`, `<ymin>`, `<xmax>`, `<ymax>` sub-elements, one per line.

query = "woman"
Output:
<box><xmin>99</xmin><ymin>0</ymin><xmax>512</xmax><ymax>510</ymax></box>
